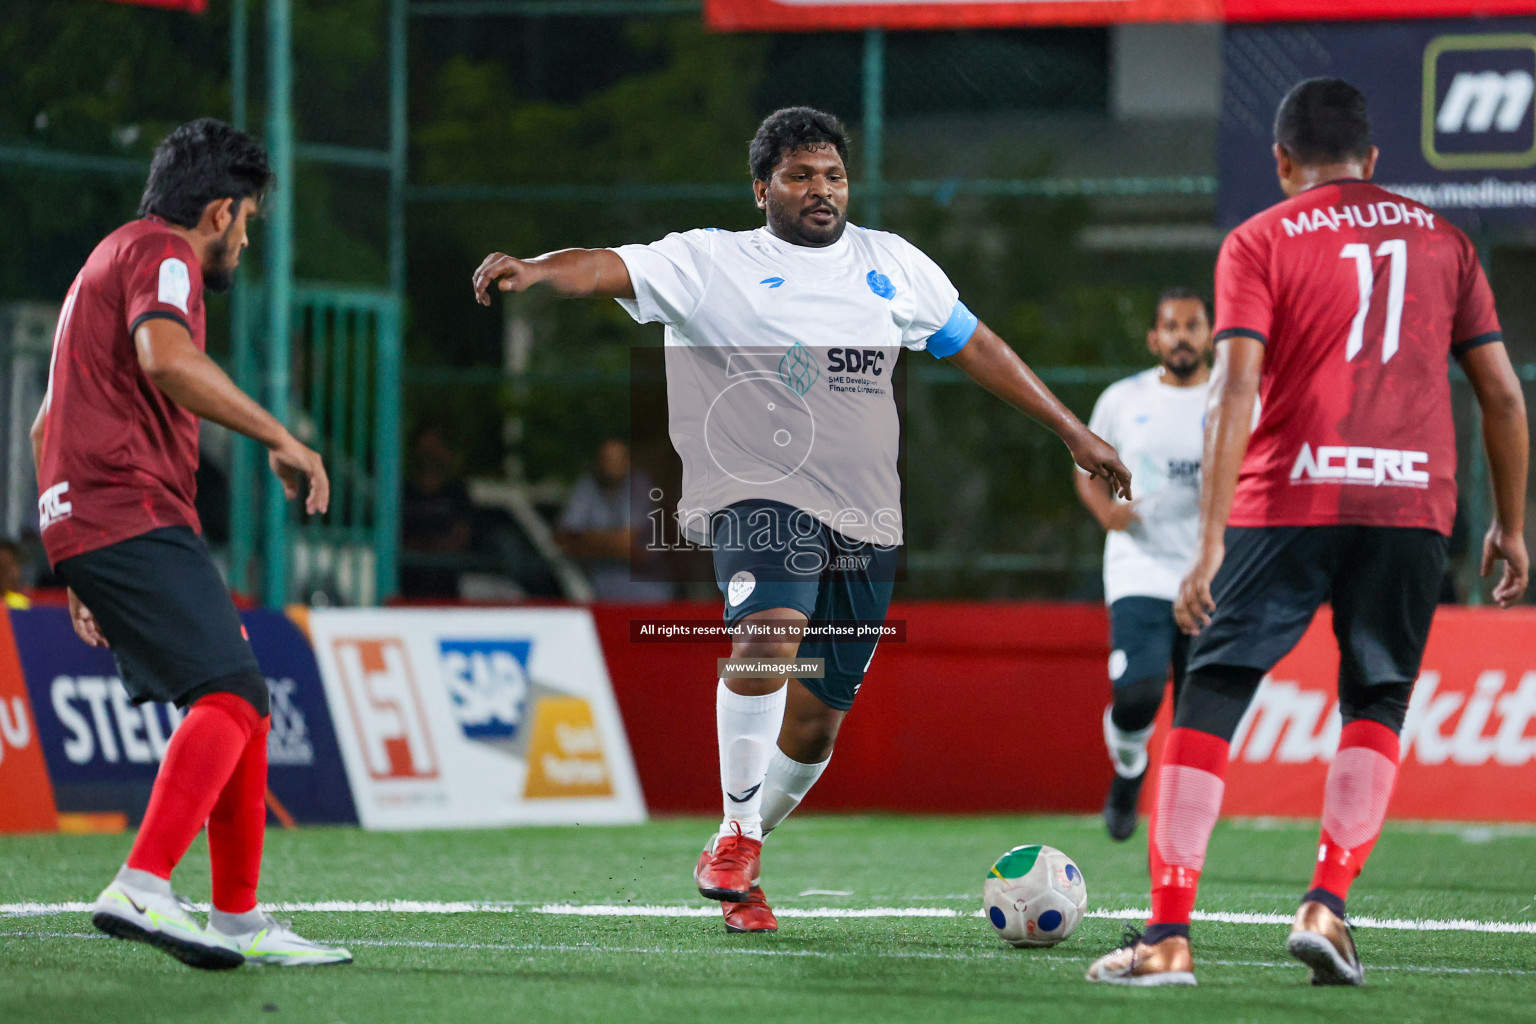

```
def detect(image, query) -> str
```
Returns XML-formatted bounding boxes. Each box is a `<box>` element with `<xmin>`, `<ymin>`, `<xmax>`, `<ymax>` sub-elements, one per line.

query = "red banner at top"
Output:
<box><xmin>706</xmin><ymin>0</ymin><xmax>1536</xmax><ymax>31</ymax></box>
<box><xmin>99</xmin><ymin>0</ymin><xmax>207</xmax><ymax>13</ymax></box>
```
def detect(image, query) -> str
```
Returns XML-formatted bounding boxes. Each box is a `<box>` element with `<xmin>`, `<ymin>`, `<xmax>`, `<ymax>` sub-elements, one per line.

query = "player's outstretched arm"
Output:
<box><xmin>1460</xmin><ymin>340</ymin><xmax>1529</xmax><ymax>606</ymax></box>
<box><xmin>133</xmin><ymin>318</ymin><xmax>329</xmax><ymax>516</ymax></box>
<box><xmin>472</xmin><ymin>248</ymin><xmax>635</xmax><ymax>305</ymax></box>
<box><xmin>948</xmin><ymin>320</ymin><xmax>1131</xmax><ymax>498</ymax></box>
<box><xmin>1174</xmin><ymin>335</ymin><xmax>1263</xmax><ymax>635</ymax></box>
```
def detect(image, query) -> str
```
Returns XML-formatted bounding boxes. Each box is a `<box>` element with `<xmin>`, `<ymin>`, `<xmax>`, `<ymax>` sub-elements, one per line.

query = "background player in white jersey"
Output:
<box><xmin>472</xmin><ymin>107</ymin><xmax>1130</xmax><ymax>933</ymax></box>
<box><xmin>1076</xmin><ymin>289</ymin><xmax>1211</xmax><ymax>841</ymax></box>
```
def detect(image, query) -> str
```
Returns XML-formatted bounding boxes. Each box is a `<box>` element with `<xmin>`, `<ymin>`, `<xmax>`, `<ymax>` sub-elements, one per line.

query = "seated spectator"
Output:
<box><xmin>558</xmin><ymin>439</ymin><xmax>674</xmax><ymax>602</ymax></box>
<box><xmin>400</xmin><ymin>426</ymin><xmax>475</xmax><ymax>599</ymax></box>
<box><xmin>0</xmin><ymin>538</ymin><xmax>29</xmax><ymax>610</ymax></box>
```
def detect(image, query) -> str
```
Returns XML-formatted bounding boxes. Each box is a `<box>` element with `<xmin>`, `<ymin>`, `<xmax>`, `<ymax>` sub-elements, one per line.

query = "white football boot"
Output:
<box><xmin>211</xmin><ymin>910</ymin><xmax>353</xmax><ymax>966</ymax></box>
<box><xmin>92</xmin><ymin>875</ymin><xmax>245</xmax><ymax>971</ymax></box>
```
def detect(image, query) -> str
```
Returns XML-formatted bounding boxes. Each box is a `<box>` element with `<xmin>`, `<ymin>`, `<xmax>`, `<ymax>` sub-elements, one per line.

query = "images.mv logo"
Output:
<box><xmin>1423</xmin><ymin>34</ymin><xmax>1536</xmax><ymax>170</ymax></box>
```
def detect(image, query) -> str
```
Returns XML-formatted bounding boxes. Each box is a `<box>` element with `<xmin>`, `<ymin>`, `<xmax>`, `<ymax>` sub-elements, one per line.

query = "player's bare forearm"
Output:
<box><xmin>1073</xmin><ymin>468</ymin><xmax>1131</xmax><ymax>532</ymax></box>
<box><xmin>1462</xmin><ymin>342</ymin><xmax>1529</xmax><ymax>533</ymax></box>
<box><xmin>1195</xmin><ymin>337</ymin><xmax>1263</xmax><ymax>554</ymax></box>
<box><xmin>134</xmin><ymin>319</ymin><xmax>289</xmax><ymax>448</ymax></box>
<box><xmin>29</xmin><ymin>396</ymin><xmax>47</xmax><ymax>474</ymax></box>
<box><xmin>472</xmin><ymin>248</ymin><xmax>635</xmax><ymax>304</ymax></box>
<box><xmin>951</xmin><ymin>321</ymin><xmax>1131</xmax><ymax>497</ymax></box>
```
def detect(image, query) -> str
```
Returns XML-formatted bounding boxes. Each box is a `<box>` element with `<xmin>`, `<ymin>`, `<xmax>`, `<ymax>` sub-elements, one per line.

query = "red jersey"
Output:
<box><xmin>37</xmin><ymin>217</ymin><xmax>206</xmax><ymax>565</ymax></box>
<box><xmin>1215</xmin><ymin>180</ymin><xmax>1501</xmax><ymax>536</ymax></box>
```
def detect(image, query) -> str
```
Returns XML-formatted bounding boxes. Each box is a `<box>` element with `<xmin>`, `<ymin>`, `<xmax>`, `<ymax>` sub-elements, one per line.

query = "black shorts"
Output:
<box><xmin>712</xmin><ymin>500</ymin><xmax>897</xmax><ymax>712</ymax></box>
<box><xmin>1187</xmin><ymin>525</ymin><xmax>1447</xmax><ymax>685</ymax></box>
<box><xmin>55</xmin><ymin>526</ymin><xmax>263</xmax><ymax>707</ymax></box>
<box><xmin>1109</xmin><ymin>596</ymin><xmax>1189</xmax><ymax>691</ymax></box>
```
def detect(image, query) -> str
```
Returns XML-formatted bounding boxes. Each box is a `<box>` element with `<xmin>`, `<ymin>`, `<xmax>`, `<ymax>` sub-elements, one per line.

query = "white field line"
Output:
<box><xmin>1</xmin><ymin>930</ymin><xmax>1532</xmax><ymax>977</ymax></box>
<box><xmin>3</xmin><ymin>900</ymin><xmax>1534</xmax><ymax>935</ymax></box>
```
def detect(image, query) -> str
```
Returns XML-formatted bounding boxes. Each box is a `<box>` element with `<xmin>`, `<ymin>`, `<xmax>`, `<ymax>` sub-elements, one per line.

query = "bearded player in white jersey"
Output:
<box><xmin>1075</xmin><ymin>289</ymin><xmax>1212</xmax><ymax>841</ymax></box>
<box><xmin>473</xmin><ymin>107</ymin><xmax>1130</xmax><ymax>933</ymax></box>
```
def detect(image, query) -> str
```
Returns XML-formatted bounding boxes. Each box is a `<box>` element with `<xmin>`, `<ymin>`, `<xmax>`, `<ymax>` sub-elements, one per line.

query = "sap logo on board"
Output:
<box><xmin>438</xmin><ymin>639</ymin><xmax>531</xmax><ymax>741</ymax></box>
<box><xmin>1290</xmin><ymin>444</ymin><xmax>1429</xmax><ymax>487</ymax></box>
<box><xmin>1424</xmin><ymin>36</ymin><xmax>1536</xmax><ymax>170</ymax></box>
<box><xmin>1232</xmin><ymin>672</ymin><xmax>1536</xmax><ymax>768</ymax></box>
<box><xmin>49</xmin><ymin>677</ymin><xmax>185</xmax><ymax>765</ymax></box>
<box><xmin>333</xmin><ymin>638</ymin><xmax>439</xmax><ymax>780</ymax></box>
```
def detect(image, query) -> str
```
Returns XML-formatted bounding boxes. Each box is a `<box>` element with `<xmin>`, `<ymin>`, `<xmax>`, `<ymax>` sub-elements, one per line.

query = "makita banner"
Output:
<box><xmin>1145</xmin><ymin>606</ymin><xmax>1536</xmax><ymax>822</ymax></box>
<box><xmin>1222</xmin><ymin>18</ymin><xmax>1536</xmax><ymax>229</ymax></box>
<box><xmin>7</xmin><ymin>607</ymin><xmax>356</xmax><ymax>826</ymax></box>
<box><xmin>304</xmin><ymin>607</ymin><xmax>645</xmax><ymax>830</ymax></box>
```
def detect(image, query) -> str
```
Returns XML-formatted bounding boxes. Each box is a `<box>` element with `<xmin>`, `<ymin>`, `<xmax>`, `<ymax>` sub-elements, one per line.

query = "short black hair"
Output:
<box><xmin>1273</xmin><ymin>78</ymin><xmax>1373</xmax><ymax>165</ymax></box>
<box><xmin>1154</xmin><ymin>286</ymin><xmax>1208</xmax><ymax>321</ymax></box>
<box><xmin>748</xmin><ymin>107</ymin><xmax>850</xmax><ymax>183</ymax></box>
<box><xmin>138</xmin><ymin>118</ymin><xmax>274</xmax><ymax>229</ymax></box>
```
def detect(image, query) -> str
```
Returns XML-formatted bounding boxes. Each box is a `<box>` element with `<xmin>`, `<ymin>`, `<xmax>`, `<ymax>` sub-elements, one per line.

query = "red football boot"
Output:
<box><xmin>722</xmin><ymin>886</ymin><xmax>778</xmax><ymax>933</ymax></box>
<box><xmin>693</xmin><ymin>822</ymin><xmax>761</xmax><ymax>903</ymax></box>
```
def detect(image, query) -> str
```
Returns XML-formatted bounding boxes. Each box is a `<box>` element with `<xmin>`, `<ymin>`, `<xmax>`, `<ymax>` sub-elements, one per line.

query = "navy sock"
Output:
<box><xmin>1141</xmin><ymin>922</ymin><xmax>1190</xmax><ymax>945</ymax></box>
<box><xmin>1302</xmin><ymin>887</ymin><xmax>1347</xmax><ymax>919</ymax></box>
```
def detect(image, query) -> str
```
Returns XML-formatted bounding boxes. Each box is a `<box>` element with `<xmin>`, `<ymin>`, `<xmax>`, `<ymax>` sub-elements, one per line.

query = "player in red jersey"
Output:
<box><xmin>1088</xmin><ymin>79</ymin><xmax>1529</xmax><ymax>988</ymax></box>
<box><xmin>31</xmin><ymin>119</ymin><xmax>350</xmax><ymax>969</ymax></box>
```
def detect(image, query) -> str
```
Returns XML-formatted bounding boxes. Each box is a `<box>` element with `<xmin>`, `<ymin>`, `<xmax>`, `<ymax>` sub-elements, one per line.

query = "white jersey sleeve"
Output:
<box><xmin>611</xmin><ymin>229</ymin><xmax>715</xmax><ymax>327</ymax></box>
<box><xmin>884</xmin><ymin>234</ymin><xmax>977</xmax><ymax>356</ymax></box>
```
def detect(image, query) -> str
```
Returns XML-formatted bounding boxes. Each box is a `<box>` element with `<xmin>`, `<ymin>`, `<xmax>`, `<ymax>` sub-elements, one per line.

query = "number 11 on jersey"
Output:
<box><xmin>1341</xmin><ymin>239</ymin><xmax>1406</xmax><ymax>363</ymax></box>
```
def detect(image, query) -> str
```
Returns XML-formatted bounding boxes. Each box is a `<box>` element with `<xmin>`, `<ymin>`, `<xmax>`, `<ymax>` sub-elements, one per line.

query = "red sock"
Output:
<box><xmin>208</xmin><ymin>716</ymin><xmax>270</xmax><ymax>914</ymax></box>
<box><xmin>1311</xmin><ymin>719</ymin><xmax>1400</xmax><ymax>902</ymax></box>
<box><xmin>127</xmin><ymin>693</ymin><xmax>259</xmax><ymax>879</ymax></box>
<box><xmin>1148</xmin><ymin>727</ymin><xmax>1229</xmax><ymax>926</ymax></box>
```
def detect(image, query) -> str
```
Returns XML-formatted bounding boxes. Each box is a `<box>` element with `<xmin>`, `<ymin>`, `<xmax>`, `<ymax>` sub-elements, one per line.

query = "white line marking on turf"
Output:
<box><xmin>1</xmin><ymin>930</ymin><xmax>1532</xmax><ymax>977</ymax></box>
<box><xmin>3</xmin><ymin>901</ymin><xmax>1533</xmax><ymax>935</ymax></box>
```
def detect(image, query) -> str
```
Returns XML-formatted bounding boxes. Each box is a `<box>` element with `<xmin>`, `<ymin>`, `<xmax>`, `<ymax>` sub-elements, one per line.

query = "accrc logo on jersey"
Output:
<box><xmin>332</xmin><ymin>638</ymin><xmax>439</xmax><ymax>780</ymax></box>
<box><xmin>1423</xmin><ymin>34</ymin><xmax>1536</xmax><ymax>170</ymax></box>
<box><xmin>1290</xmin><ymin>443</ymin><xmax>1429</xmax><ymax>488</ymax></box>
<box><xmin>439</xmin><ymin>639</ymin><xmax>531</xmax><ymax>741</ymax></box>
<box><xmin>37</xmin><ymin>482</ymin><xmax>71</xmax><ymax>529</ymax></box>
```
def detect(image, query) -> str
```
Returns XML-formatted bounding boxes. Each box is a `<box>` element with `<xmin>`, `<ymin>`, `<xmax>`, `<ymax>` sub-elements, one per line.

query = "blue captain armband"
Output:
<box><xmin>925</xmin><ymin>300</ymin><xmax>979</xmax><ymax>358</ymax></box>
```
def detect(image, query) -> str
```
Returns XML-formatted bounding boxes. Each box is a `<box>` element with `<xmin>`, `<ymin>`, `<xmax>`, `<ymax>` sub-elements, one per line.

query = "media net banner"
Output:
<box><xmin>705</xmin><ymin>0</ymin><xmax>1536</xmax><ymax>32</ymax></box>
<box><xmin>1223</xmin><ymin>18</ymin><xmax>1536</xmax><ymax>228</ymax></box>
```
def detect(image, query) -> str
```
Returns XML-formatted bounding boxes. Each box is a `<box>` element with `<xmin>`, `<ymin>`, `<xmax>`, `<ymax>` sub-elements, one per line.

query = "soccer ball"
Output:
<box><xmin>982</xmin><ymin>844</ymin><xmax>1087</xmax><ymax>948</ymax></box>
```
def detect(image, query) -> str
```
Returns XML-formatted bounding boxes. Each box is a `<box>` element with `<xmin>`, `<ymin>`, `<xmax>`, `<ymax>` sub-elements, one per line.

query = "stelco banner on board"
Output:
<box><xmin>5</xmin><ymin>607</ymin><xmax>357</xmax><ymax>828</ymax></box>
<box><xmin>304</xmin><ymin>607</ymin><xmax>645</xmax><ymax>830</ymax></box>
<box><xmin>705</xmin><ymin>0</ymin><xmax>1536</xmax><ymax>32</ymax></box>
<box><xmin>1222</xmin><ymin>18</ymin><xmax>1536</xmax><ymax>229</ymax></box>
<box><xmin>1146</xmin><ymin>607</ymin><xmax>1536</xmax><ymax>822</ymax></box>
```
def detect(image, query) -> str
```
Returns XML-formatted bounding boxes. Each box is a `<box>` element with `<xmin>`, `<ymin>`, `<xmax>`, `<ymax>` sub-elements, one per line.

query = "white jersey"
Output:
<box><xmin>1085</xmin><ymin>368</ymin><xmax>1208</xmax><ymax>604</ymax></box>
<box><xmin>614</xmin><ymin>225</ymin><xmax>976</xmax><ymax>545</ymax></box>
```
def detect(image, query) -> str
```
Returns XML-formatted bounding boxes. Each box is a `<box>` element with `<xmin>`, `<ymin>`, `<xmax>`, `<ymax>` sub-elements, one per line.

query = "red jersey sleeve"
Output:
<box><xmin>121</xmin><ymin>233</ymin><xmax>200</xmax><ymax>336</ymax></box>
<box><xmin>1213</xmin><ymin>223</ymin><xmax>1273</xmax><ymax>345</ymax></box>
<box><xmin>1450</xmin><ymin>239</ymin><xmax>1502</xmax><ymax>359</ymax></box>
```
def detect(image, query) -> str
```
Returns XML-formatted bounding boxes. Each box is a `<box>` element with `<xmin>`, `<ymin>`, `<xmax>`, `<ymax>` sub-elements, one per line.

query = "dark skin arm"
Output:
<box><xmin>1175</xmin><ymin>336</ymin><xmax>1263</xmax><ymax>634</ymax></box>
<box><xmin>472</xmin><ymin>248</ymin><xmax>635</xmax><ymax>303</ymax></box>
<box><xmin>949</xmin><ymin>322</ymin><xmax>1131</xmax><ymax>497</ymax></box>
<box><xmin>1460</xmin><ymin>341</ymin><xmax>1529</xmax><ymax>606</ymax></box>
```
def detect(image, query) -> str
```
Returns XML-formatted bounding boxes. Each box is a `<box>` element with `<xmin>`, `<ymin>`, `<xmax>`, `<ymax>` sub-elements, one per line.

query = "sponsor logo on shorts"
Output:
<box><xmin>1108</xmin><ymin>650</ymin><xmax>1128</xmax><ymax>682</ymax></box>
<box><xmin>728</xmin><ymin>570</ymin><xmax>756</xmax><ymax>607</ymax></box>
<box><xmin>1289</xmin><ymin>443</ymin><xmax>1430</xmax><ymax>488</ymax></box>
<box><xmin>38</xmin><ymin>482</ymin><xmax>72</xmax><ymax>529</ymax></box>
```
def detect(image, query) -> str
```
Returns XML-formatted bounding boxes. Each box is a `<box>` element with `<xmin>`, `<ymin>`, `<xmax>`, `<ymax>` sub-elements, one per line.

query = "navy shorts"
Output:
<box><xmin>712</xmin><ymin>500</ymin><xmax>897</xmax><ymax>711</ymax></box>
<box><xmin>55</xmin><ymin>526</ymin><xmax>264</xmax><ymax>707</ymax></box>
<box><xmin>1187</xmin><ymin>525</ymin><xmax>1447</xmax><ymax>685</ymax></box>
<box><xmin>1109</xmin><ymin>596</ymin><xmax>1189</xmax><ymax>692</ymax></box>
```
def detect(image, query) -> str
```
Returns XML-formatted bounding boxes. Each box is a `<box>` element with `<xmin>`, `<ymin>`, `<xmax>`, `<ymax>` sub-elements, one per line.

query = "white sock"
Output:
<box><xmin>717</xmin><ymin>681</ymin><xmax>786</xmax><ymax>840</ymax></box>
<box><xmin>208</xmin><ymin>907</ymin><xmax>267</xmax><ymax>935</ymax></box>
<box><xmin>761</xmin><ymin>747</ymin><xmax>831</xmax><ymax>834</ymax></box>
<box><xmin>1103</xmin><ymin>704</ymin><xmax>1155</xmax><ymax>779</ymax></box>
<box><xmin>115</xmin><ymin>865</ymin><xmax>172</xmax><ymax>897</ymax></box>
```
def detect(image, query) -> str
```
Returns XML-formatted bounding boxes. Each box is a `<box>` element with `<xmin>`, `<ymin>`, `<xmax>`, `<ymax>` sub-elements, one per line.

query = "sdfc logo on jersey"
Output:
<box><xmin>1423</xmin><ymin>34</ymin><xmax>1536</xmax><ymax>170</ymax></box>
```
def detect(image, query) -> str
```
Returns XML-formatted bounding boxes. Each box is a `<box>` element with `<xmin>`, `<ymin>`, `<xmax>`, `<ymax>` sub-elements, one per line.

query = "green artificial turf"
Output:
<box><xmin>1</xmin><ymin>815</ymin><xmax>1532</xmax><ymax>1024</ymax></box>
